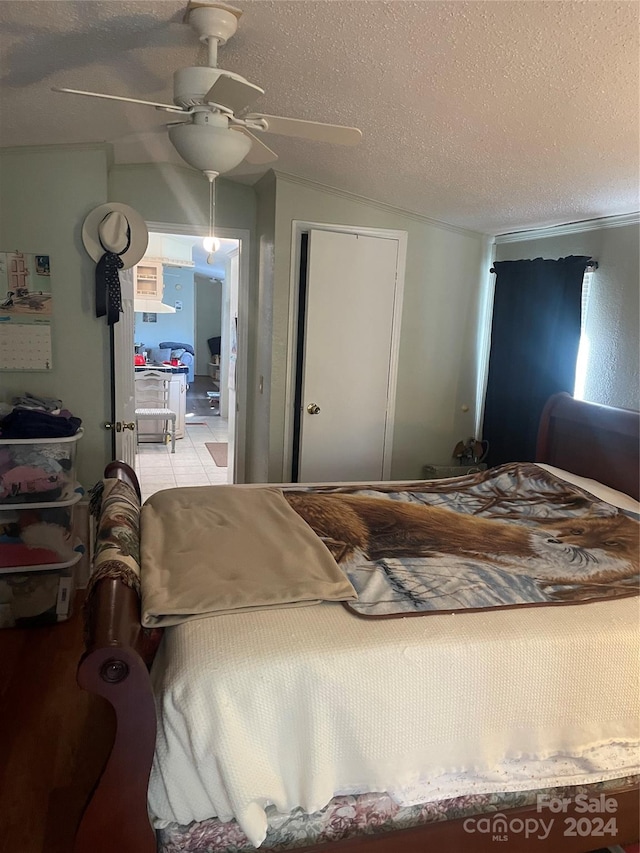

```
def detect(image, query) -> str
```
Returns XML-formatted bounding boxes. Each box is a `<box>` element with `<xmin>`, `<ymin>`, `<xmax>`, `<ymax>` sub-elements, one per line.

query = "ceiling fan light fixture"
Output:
<box><xmin>168</xmin><ymin>121</ymin><xmax>252</xmax><ymax>173</ymax></box>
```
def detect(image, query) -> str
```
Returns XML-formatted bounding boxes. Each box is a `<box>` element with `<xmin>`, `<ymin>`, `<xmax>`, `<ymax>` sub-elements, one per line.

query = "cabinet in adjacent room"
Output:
<box><xmin>133</xmin><ymin>259</ymin><xmax>163</xmax><ymax>299</ymax></box>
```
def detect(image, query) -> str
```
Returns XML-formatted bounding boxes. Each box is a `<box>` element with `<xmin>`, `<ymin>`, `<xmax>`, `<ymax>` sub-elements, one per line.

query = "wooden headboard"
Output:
<box><xmin>536</xmin><ymin>392</ymin><xmax>640</xmax><ymax>500</ymax></box>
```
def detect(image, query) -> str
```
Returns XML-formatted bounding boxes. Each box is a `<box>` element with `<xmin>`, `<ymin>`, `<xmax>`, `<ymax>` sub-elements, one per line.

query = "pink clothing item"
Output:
<box><xmin>0</xmin><ymin>465</ymin><xmax>61</xmax><ymax>499</ymax></box>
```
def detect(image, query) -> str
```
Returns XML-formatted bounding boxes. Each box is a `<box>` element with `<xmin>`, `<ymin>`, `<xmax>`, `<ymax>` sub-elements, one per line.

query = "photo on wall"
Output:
<box><xmin>0</xmin><ymin>250</ymin><xmax>52</xmax><ymax>317</ymax></box>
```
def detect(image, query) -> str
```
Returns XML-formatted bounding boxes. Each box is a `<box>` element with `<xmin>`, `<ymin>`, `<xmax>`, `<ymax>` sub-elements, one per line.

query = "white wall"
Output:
<box><xmin>268</xmin><ymin>173</ymin><xmax>488</xmax><ymax>481</ymax></box>
<box><xmin>494</xmin><ymin>220</ymin><xmax>639</xmax><ymax>410</ymax></box>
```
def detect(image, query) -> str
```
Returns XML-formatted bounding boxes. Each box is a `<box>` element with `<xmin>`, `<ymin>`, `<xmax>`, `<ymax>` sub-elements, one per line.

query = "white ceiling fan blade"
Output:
<box><xmin>52</xmin><ymin>87</ymin><xmax>187</xmax><ymax>114</ymax></box>
<box><xmin>204</xmin><ymin>76</ymin><xmax>264</xmax><ymax>115</ymax></box>
<box><xmin>114</xmin><ymin>122</ymin><xmax>188</xmax><ymax>143</ymax></box>
<box><xmin>247</xmin><ymin>114</ymin><xmax>362</xmax><ymax>146</ymax></box>
<box><xmin>231</xmin><ymin>127</ymin><xmax>278</xmax><ymax>165</ymax></box>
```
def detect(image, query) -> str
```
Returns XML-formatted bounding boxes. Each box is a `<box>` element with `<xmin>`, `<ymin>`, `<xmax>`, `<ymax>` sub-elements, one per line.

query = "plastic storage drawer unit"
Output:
<box><xmin>0</xmin><ymin>556</ymin><xmax>81</xmax><ymax>628</ymax></box>
<box><xmin>0</xmin><ymin>429</ymin><xmax>83</xmax><ymax>503</ymax></box>
<box><xmin>0</xmin><ymin>484</ymin><xmax>84</xmax><ymax>626</ymax></box>
<box><xmin>0</xmin><ymin>484</ymin><xmax>84</xmax><ymax>570</ymax></box>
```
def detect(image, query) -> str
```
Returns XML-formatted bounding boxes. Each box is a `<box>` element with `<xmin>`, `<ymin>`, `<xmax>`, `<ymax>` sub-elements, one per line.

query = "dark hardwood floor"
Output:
<box><xmin>0</xmin><ymin>592</ymin><xmax>114</xmax><ymax>853</ymax></box>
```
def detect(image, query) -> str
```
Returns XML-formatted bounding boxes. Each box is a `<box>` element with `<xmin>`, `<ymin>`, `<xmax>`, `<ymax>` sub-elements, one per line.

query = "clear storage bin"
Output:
<box><xmin>0</xmin><ymin>429</ymin><xmax>83</xmax><ymax>504</ymax></box>
<box><xmin>0</xmin><ymin>484</ymin><xmax>84</xmax><ymax>570</ymax></box>
<box><xmin>0</xmin><ymin>550</ymin><xmax>81</xmax><ymax>627</ymax></box>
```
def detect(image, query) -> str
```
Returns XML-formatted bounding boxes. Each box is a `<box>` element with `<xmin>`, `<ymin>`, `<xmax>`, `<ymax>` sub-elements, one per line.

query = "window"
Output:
<box><xmin>573</xmin><ymin>269</ymin><xmax>593</xmax><ymax>400</ymax></box>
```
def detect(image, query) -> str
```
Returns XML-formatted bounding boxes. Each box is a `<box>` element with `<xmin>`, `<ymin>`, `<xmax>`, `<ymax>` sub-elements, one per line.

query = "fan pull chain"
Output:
<box><xmin>203</xmin><ymin>170</ymin><xmax>220</xmax><ymax>260</ymax></box>
<box><xmin>209</xmin><ymin>176</ymin><xmax>215</xmax><ymax>241</ymax></box>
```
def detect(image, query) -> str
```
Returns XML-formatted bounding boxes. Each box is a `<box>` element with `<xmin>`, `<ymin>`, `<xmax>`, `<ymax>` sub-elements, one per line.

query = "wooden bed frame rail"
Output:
<box><xmin>74</xmin><ymin>397</ymin><xmax>640</xmax><ymax>853</ymax></box>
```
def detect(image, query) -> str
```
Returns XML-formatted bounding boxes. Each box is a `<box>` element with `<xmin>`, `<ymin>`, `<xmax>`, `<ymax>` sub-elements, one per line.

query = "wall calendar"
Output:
<box><xmin>0</xmin><ymin>250</ymin><xmax>53</xmax><ymax>371</ymax></box>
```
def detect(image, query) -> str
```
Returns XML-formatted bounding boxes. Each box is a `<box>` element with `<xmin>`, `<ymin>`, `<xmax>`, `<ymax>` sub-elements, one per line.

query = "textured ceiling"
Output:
<box><xmin>0</xmin><ymin>0</ymin><xmax>638</xmax><ymax>234</ymax></box>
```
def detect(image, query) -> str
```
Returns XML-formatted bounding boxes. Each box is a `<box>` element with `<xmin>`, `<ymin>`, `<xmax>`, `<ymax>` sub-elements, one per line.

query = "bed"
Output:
<box><xmin>74</xmin><ymin>392</ymin><xmax>640</xmax><ymax>853</ymax></box>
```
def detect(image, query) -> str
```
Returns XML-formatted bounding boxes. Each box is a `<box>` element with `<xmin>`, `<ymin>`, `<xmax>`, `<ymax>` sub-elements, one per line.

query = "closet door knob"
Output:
<box><xmin>306</xmin><ymin>403</ymin><xmax>321</xmax><ymax>415</ymax></box>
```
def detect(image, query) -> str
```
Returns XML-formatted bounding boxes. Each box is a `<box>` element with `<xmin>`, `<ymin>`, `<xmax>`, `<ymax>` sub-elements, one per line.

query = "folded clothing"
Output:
<box><xmin>0</xmin><ymin>408</ymin><xmax>81</xmax><ymax>439</ymax></box>
<box><xmin>12</xmin><ymin>392</ymin><xmax>63</xmax><ymax>413</ymax></box>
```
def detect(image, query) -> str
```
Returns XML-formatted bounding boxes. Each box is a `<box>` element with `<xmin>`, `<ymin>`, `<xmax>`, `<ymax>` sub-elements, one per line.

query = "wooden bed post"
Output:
<box><xmin>74</xmin><ymin>643</ymin><xmax>157</xmax><ymax>853</ymax></box>
<box><xmin>74</xmin><ymin>461</ymin><xmax>160</xmax><ymax>853</ymax></box>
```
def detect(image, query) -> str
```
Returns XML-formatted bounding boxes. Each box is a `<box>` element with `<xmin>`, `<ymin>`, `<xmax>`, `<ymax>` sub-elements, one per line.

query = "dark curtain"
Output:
<box><xmin>482</xmin><ymin>255</ymin><xmax>591</xmax><ymax>467</ymax></box>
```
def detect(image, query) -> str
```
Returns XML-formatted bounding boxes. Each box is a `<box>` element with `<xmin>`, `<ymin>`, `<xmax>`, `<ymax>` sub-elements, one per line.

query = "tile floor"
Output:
<box><xmin>135</xmin><ymin>414</ymin><xmax>229</xmax><ymax>503</ymax></box>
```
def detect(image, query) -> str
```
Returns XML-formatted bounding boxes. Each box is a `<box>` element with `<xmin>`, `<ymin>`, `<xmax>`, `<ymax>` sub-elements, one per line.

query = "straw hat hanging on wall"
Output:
<box><xmin>82</xmin><ymin>202</ymin><xmax>149</xmax><ymax>325</ymax></box>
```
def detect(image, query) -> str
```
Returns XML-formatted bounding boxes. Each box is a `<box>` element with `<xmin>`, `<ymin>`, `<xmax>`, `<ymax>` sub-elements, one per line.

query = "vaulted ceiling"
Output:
<box><xmin>1</xmin><ymin>0</ymin><xmax>638</xmax><ymax>235</ymax></box>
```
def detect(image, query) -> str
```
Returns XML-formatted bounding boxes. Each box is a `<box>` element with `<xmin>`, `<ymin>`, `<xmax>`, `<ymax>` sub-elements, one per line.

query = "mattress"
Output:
<box><xmin>147</xmin><ymin>466</ymin><xmax>640</xmax><ymax>847</ymax></box>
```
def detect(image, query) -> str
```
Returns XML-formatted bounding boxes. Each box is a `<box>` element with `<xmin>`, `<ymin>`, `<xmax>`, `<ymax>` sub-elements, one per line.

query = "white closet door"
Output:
<box><xmin>298</xmin><ymin>229</ymin><xmax>400</xmax><ymax>482</ymax></box>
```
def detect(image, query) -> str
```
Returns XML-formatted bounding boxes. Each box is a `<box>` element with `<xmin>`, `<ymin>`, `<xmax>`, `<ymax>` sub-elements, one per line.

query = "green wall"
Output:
<box><xmin>20</xmin><ymin>151</ymin><xmax>630</xmax><ymax>488</ymax></box>
<box><xmin>267</xmin><ymin>174</ymin><xmax>489</xmax><ymax>481</ymax></box>
<box><xmin>0</xmin><ymin>149</ymin><xmax>490</xmax><ymax>487</ymax></box>
<box><xmin>0</xmin><ymin>145</ymin><xmax>111</xmax><ymax>488</ymax></box>
<box><xmin>251</xmin><ymin>173</ymin><xmax>277</xmax><ymax>482</ymax></box>
<box><xmin>0</xmin><ymin>150</ymin><xmax>258</xmax><ymax>487</ymax></box>
<box><xmin>8</xmin><ymin>148</ymin><xmax>631</xmax><ymax>490</ymax></box>
<box><xmin>108</xmin><ymin>163</ymin><xmax>257</xmax><ymax>232</ymax></box>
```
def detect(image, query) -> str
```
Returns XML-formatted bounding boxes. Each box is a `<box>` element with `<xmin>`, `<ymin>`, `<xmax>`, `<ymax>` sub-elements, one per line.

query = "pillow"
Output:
<box><xmin>149</xmin><ymin>347</ymin><xmax>171</xmax><ymax>364</ymax></box>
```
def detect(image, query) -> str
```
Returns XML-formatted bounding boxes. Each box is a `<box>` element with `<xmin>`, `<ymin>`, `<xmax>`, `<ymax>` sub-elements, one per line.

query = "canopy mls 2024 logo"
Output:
<box><xmin>463</xmin><ymin>793</ymin><xmax>619</xmax><ymax>843</ymax></box>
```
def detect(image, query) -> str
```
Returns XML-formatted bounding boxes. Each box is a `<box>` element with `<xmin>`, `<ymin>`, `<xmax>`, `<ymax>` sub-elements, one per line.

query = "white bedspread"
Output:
<box><xmin>147</xmin><ymin>469</ymin><xmax>640</xmax><ymax>846</ymax></box>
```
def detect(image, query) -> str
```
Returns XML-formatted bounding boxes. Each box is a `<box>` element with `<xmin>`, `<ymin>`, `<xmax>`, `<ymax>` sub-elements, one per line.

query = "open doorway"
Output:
<box><xmin>114</xmin><ymin>226</ymin><xmax>246</xmax><ymax>502</ymax></box>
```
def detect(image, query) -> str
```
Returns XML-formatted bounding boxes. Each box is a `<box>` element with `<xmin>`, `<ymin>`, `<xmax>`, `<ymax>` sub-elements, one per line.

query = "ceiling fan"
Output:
<box><xmin>52</xmin><ymin>1</ymin><xmax>363</xmax><ymax>179</ymax></box>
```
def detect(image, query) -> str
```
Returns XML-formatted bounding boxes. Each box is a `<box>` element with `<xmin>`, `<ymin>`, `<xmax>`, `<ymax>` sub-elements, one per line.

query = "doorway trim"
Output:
<box><xmin>283</xmin><ymin>220</ymin><xmax>408</xmax><ymax>481</ymax></box>
<box><xmin>115</xmin><ymin>221</ymin><xmax>250</xmax><ymax>483</ymax></box>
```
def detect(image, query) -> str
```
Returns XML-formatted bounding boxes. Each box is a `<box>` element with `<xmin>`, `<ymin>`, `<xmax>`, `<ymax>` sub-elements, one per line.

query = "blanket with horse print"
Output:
<box><xmin>284</xmin><ymin>463</ymin><xmax>639</xmax><ymax>617</ymax></box>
